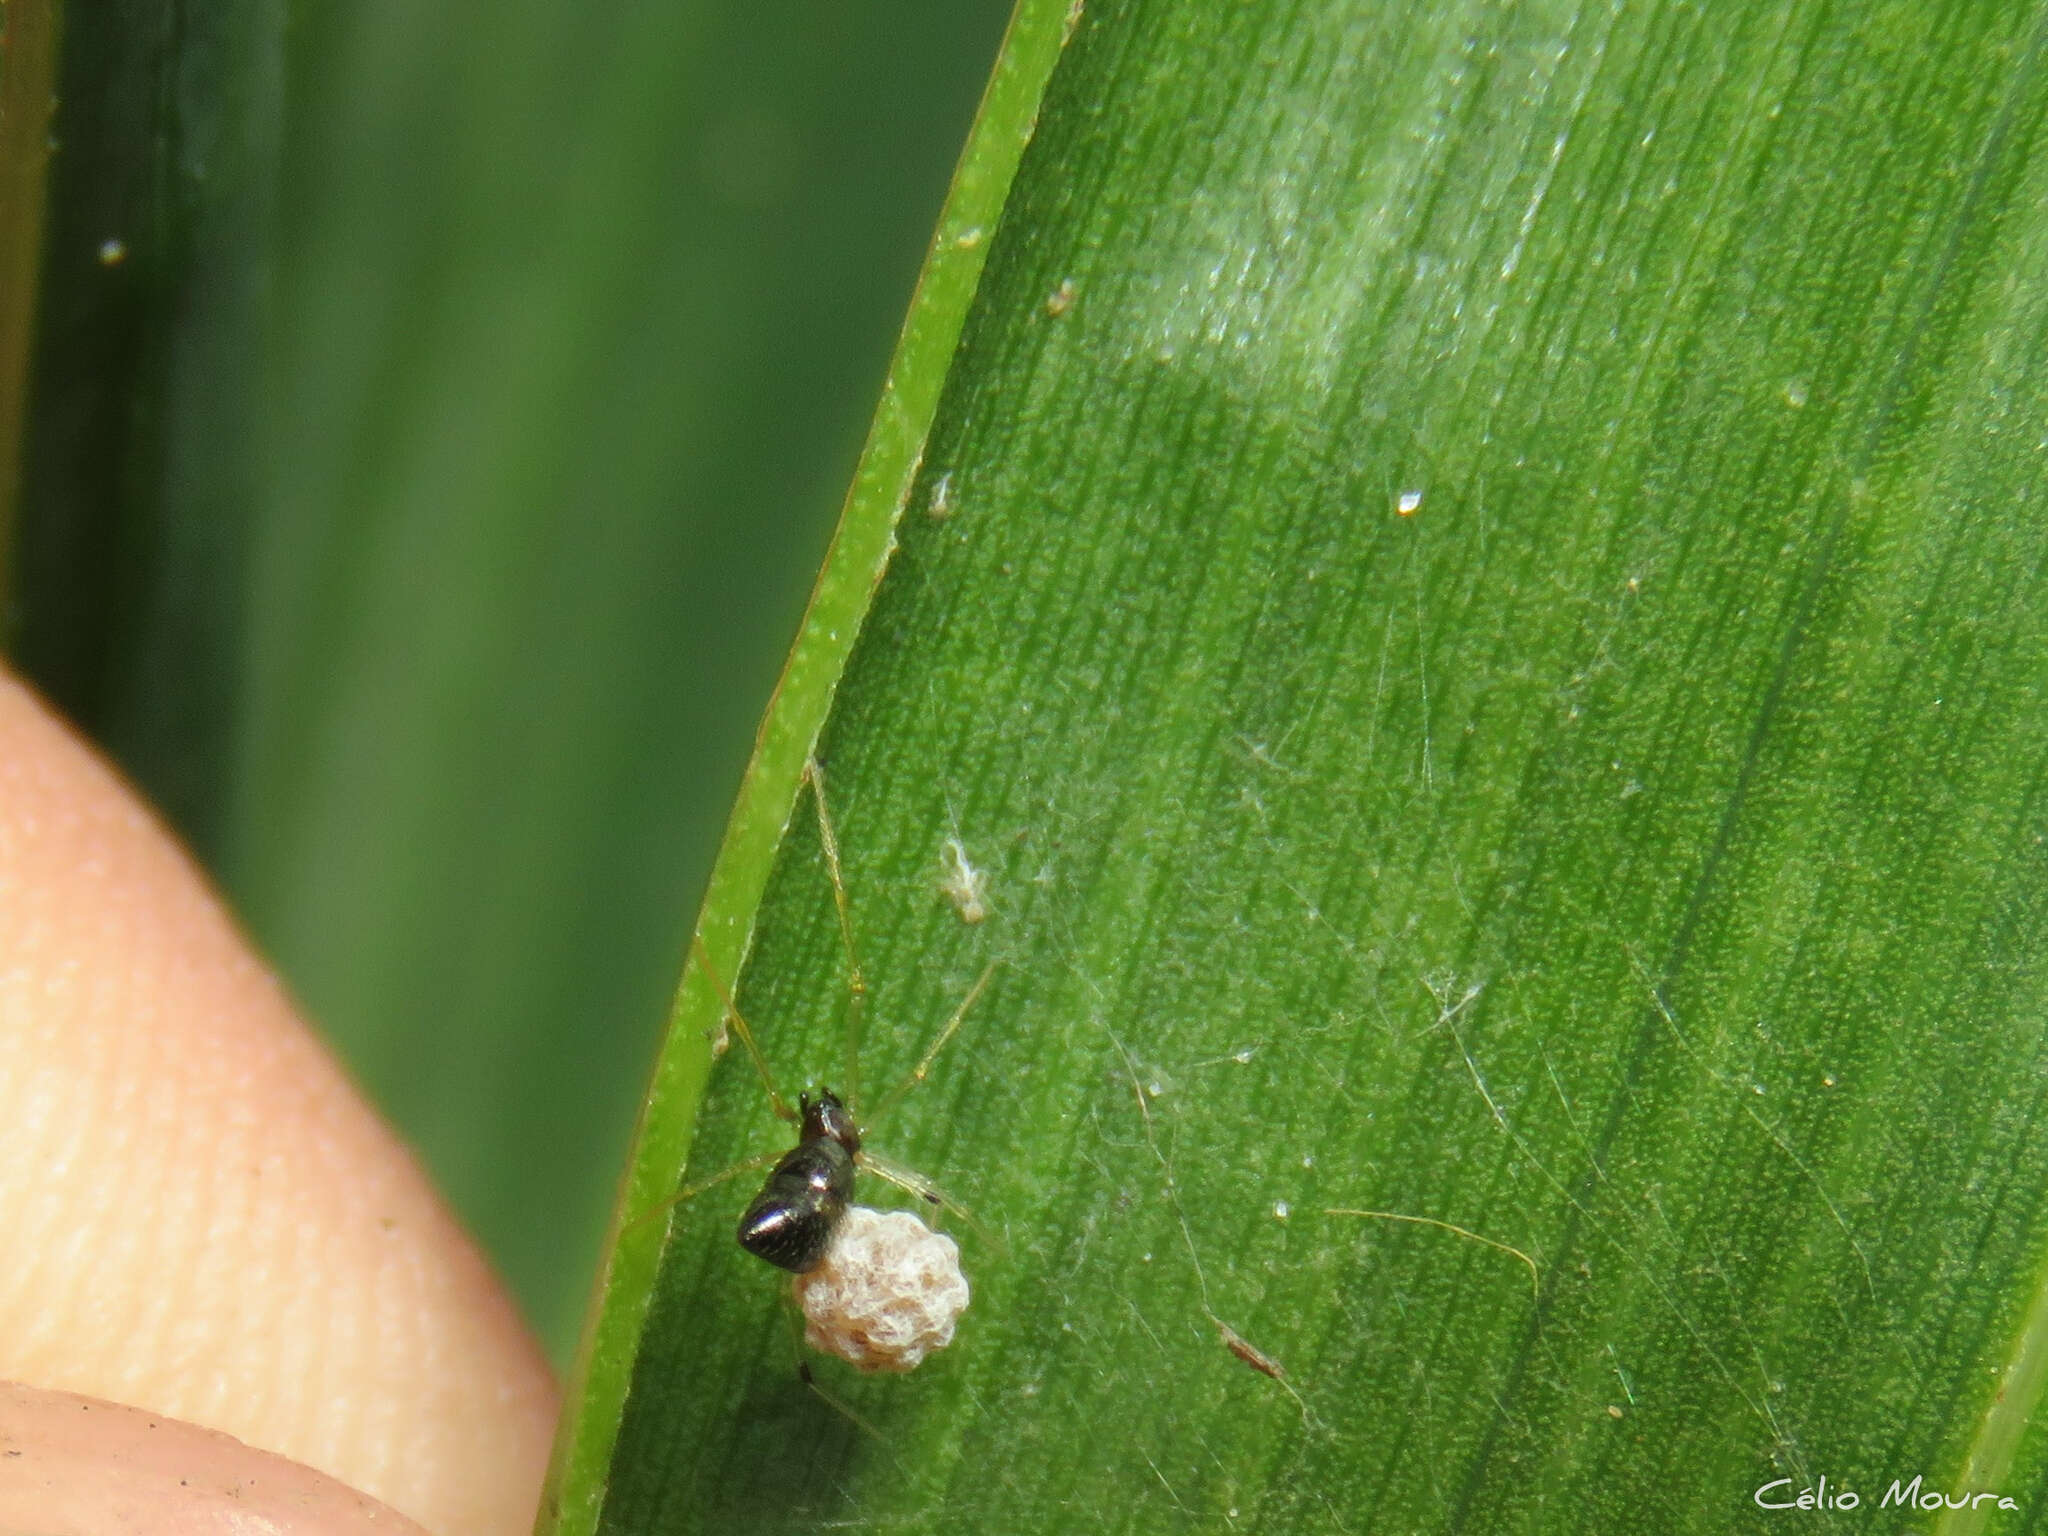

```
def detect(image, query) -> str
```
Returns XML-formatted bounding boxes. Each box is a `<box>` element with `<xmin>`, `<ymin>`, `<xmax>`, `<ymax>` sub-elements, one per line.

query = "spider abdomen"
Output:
<box><xmin>737</xmin><ymin>1134</ymin><xmax>855</xmax><ymax>1272</ymax></box>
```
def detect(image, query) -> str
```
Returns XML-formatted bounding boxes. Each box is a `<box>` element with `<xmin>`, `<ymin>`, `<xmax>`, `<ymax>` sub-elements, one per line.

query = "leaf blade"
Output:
<box><xmin>579</xmin><ymin>0</ymin><xmax>2048</xmax><ymax>1530</ymax></box>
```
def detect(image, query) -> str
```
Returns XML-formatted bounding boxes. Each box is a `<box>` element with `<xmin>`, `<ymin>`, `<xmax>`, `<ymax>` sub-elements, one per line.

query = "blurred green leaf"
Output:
<box><xmin>563</xmin><ymin>0</ymin><xmax>2048</xmax><ymax>1530</ymax></box>
<box><xmin>4</xmin><ymin>0</ymin><xmax>279</xmax><ymax>849</ymax></box>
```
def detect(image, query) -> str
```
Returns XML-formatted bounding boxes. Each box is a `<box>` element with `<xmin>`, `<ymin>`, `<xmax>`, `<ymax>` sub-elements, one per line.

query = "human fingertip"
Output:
<box><xmin>0</xmin><ymin>1381</ymin><xmax>433</xmax><ymax>1536</ymax></box>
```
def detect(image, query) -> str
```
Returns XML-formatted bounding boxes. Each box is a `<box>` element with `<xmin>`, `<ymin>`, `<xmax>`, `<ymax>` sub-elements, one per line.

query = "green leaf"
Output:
<box><xmin>567</xmin><ymin>0</ymin><xmax>2048</xmax><ymax>1526</ymax></box>
<box><xmin>2</xmin><ymin>0</ymin><xmax>279</xmax><ymax>852</ymax></box>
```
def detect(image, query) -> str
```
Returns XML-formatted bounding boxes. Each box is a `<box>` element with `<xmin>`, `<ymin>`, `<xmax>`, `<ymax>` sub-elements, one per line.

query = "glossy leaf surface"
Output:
<box><xmin>578</xmin><ymin>0</ymin><xmax>2048</xmax><ymax>1530</ymax></box>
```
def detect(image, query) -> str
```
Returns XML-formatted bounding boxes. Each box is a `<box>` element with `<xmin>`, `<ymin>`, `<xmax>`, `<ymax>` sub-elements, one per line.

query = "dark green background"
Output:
<box><xmin>6</xmin><ymin>0</ymin><xmax>1012</xmax><ymax>1357</ymax></box>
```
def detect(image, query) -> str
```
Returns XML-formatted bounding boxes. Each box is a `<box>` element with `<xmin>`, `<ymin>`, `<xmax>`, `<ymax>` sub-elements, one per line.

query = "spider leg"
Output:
<box><xmin>859</xmin><ymin>1147</ymin><xmax>1001</xmax><ymax>1255</ymax></box>
<box><xmin>782</xmin><ymin>1292</ymin><xmax>885</xmax><ymax>1440</ymax></box>
<box><xmin>621</xmin><ymin>1146</ymin><xmax>780</xmax><ymax>1236</ymax></box>
<box><xmin>866</xmin><ymin>958</ymin><xmax>1000</xmax><ymax>1127</ymax></box>
<box><xmin>805</xmin><ymin>757</ymin><xmax>868</xmax><ymax>1115</ymax></box>
<box><xmin>693</xmin><ymin>935</ymin><xmax>796</xmax><ymax>1124</ymax></box>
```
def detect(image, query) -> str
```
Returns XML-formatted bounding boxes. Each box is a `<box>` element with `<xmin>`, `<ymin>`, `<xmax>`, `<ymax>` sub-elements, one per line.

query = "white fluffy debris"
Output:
<box><xmin>938</xmin><ymin>836</ymin><xmax>991</xmax><ymax>924</ymax></box>
<box><xmin>792</xmin><ymin>1206</ymin><xmax>970</xmax><ymax>1373</ymax></box>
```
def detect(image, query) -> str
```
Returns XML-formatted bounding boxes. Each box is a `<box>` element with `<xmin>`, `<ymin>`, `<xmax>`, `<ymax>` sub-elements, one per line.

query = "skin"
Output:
<box><xmin>0</xmin><ymin>674</ymin><xmax>558</xmax><ymax>1536</ymax></box>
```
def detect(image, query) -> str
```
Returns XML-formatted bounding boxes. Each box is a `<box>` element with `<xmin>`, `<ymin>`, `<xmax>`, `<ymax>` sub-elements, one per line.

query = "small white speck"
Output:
<box><xmin>1752</xmin><ymin>1083</ymin><xmax>1765</xmax><ymax>1095</ymax></box>
<box><xmin>927</xmin><ymin>471</ymin><xmax>955</xmax><ymax>522</ymax></box>
<box><xmin>1232</xmin><ymin>1048</ymin><xmax>1254</xmax><ymax>1065</ymax></box>
<box><xmin>1141</xmin><ymin>1252</ymin><xmax>1153</xmax><ymax>1263</ymax></box>
<box><xmin>1784</xmin><ymin>377</ymin><xmax>1809</xmax><ymax>408</ymax></box>
<box><xmin>1396</xmin><ymin>488</ymin><xmax>1423</xmax><ymax>516</ymax></box>
<box><xmin>1300</xmin><ymin>1153</ymin><xmax>1314</xmax><ymax>1169</ymax></box>
<box><xmin>954</xmin><ymin>226</ymin><xmax>985</xmax><ymax>250</ymax></box>
<box><xmin>1273</xmin><ymin>1201</ymin><xmax>1291</xmax><ymax>1220</ymax></box>
<box><xmin>97</xmin><ymin>238</ymin><xmax>127</xmax><ymax>266</ymax></box>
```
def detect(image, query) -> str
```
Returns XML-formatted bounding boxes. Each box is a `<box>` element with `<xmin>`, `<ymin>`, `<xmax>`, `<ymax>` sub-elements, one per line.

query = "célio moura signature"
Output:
<box><xmin>1754</xmin><ymin>1474</ymin><xmax>2016</xmax><ymax>1514</ymax></box>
